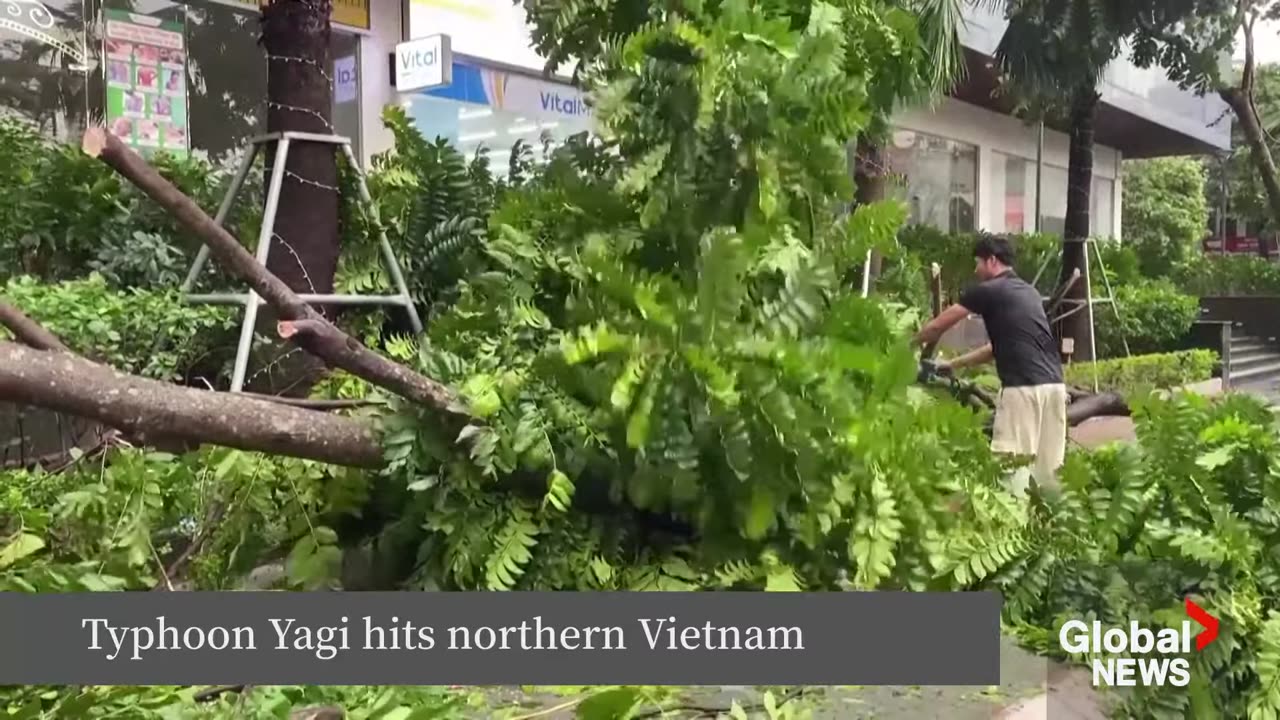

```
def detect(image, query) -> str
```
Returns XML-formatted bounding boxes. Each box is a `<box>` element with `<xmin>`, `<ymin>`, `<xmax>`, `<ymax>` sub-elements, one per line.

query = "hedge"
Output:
<box><xmin>1064</xmin><ymin>349</ymin><xmax>1217</xmax><ymax>397</ymax></box>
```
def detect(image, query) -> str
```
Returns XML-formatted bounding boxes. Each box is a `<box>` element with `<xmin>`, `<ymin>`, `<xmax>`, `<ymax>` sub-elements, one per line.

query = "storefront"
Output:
<box><xmin>0</xmin><ymin>0</ymin><xmax>372</xmax><ymax>165</ymax></box>
<box><xmin>397</xmin><ymin>0</ymin><xmax>596</xmax><ymax>174</ymax></box>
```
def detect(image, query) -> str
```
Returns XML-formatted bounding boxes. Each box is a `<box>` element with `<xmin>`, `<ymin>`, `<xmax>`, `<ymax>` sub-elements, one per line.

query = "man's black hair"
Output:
<box><xmin>973</xmin><ymin>232</ymin><xmax>1015</xmax><ymax>267</ymax></box>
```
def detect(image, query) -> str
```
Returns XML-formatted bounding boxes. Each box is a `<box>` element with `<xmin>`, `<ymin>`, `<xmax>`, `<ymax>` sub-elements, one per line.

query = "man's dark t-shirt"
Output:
<box><xmin>958</xmin><ymin>270</ymin><xmax>1063</xmax><ymax>387</ymax></box>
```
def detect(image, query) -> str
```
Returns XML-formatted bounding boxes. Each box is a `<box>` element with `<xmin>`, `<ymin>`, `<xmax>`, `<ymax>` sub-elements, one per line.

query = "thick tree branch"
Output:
<box><xmin>0</xmin><ymin>342</ymin><xmax>384</xmax><ymax>468</ymax></box>
<box><xmin>81</xmin><ymin>128</ymin><xmax>467</xmax><ymax>420</ymax></box>
<box><xmin>0</xmin><ymin>300</ymin><xmax>68</xmax><ymax>352</ymax></box>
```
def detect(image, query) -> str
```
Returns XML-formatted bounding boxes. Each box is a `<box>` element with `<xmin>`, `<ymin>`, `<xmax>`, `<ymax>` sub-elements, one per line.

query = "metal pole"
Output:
<box><xmin>181</xmin><ymin>145</ymin><xmax>259</xmax><ymax>294</ymax></box>
<box><xmin>1034</xmin><ymin>121</ymin><xmax>1044</xmax><ymax>233</ymax></box>
<box><xmin>1083</xmin><ymin>239</ymin><xmax>1099</xmax><ymax>393</ymax></box>
<box><xmin>341</xmin><ymin>143</ymin><xmax>424</xmax><ymax>334</ymax></box>
<box><xmin>229</xmin><ymin>138</ymin><xmax>291</xmax><ymax>394</ymax></box>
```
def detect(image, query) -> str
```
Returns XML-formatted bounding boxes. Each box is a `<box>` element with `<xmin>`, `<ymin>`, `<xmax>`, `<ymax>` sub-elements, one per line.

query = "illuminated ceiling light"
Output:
<box><xmin>540</xmin><ymin>121</ymin><xmax>561</xmax><ymax>129</ymax></box>
<box><xmin>458</xmin><ymin>107</ymin><xmax>493</xmax><ymax>120</ymax></box>
<box><xmin>458</xmin><ymin>130</ymin><xmax>498</xmax><ymax>142</ymax></box>
<box><xmin>507</xmin><ymin>124</ymin><xmax>538</xmax><ymax>134</ymax></box>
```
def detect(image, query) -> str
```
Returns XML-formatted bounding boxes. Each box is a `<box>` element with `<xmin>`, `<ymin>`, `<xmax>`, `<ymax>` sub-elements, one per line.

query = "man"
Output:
<box><xmin>912</xmin><ymin>233</ymin><xmax>1067</xmax><ymax>497</ymax></box>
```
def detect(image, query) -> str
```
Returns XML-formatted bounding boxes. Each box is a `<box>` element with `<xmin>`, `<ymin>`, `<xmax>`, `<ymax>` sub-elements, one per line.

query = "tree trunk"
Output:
<box><xmin>1221</xmin><ymin>87</ymin><xmax>1280</xmax><ymax>235</ymax></box>
<box><xmin>260</xmin><ymin>0</ymin><xmax>339</xmax><ymax>298</ymax></box>
<box><xmin>0</xmin><ymin>342</ymin><xmax>383</xmax><ymax>467</ymax></box>
<box><xmin>1060</xmin><ymin>84</ymin><xmax>1099</xmax><ymax>362</ymax></box>
<box><xmin>257</xmin><ymin>0</ymin><xmax>341</xmax><ymax>396</ymax></box>
<box><xmin>854</xmin><ymin>136</ymin><xmax>888</xmax><ymax>279</ymax></box>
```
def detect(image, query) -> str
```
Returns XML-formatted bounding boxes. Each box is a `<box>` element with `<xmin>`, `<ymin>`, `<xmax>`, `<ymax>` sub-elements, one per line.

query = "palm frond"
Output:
<box><xmin>912</xmin><ymin>0</ymin><xmax>971</xmax><ymax>94</ymax></box>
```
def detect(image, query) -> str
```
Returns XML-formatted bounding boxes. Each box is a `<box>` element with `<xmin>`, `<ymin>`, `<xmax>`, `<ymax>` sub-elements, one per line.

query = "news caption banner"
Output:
<box><xmin>0</xmin><ymin>592</ymin><xmax>999</xmax><ymax>686</ymax></box>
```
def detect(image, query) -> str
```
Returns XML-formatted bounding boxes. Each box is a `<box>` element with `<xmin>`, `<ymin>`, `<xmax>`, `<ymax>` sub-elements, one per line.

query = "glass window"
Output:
<box><xmin>402</xmin><ymin>94</ymin><xmax>595</xmax><ymax>177</ymax></box>
<box><xmin>1092</xmin><ymin>176</ymin><xmax>1114</xmax><ymax>238</ymax></box>
<box><xmin>0</xmin><ymin>0</ymin><xmax>92</xmax><ymax>140</ymax></box>
<box><xmin>995</xmin><ymin>152</ymin><xmax>1035</xmax><ymax>234</ymax></box>
<box><xmin>885</xmin><ymin>128</ymin><xmax>978</xmax><ymax>233</ymax></box>
<box><xmin>1038</xmin><ymin>164</ymin><xmax>1068</xmax><ymax>236</ymax></box>
<box><xmin>182</xmin><ymin>1</ymin><xmax>265</xmax><ymax>163</ymax></box>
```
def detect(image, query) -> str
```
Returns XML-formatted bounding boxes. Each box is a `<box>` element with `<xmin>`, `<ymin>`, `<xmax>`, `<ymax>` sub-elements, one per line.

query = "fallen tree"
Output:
<box><xmin>0</xmin><ymin>340</ymin><xmax>382</xmax><ymax>467</ymax></box>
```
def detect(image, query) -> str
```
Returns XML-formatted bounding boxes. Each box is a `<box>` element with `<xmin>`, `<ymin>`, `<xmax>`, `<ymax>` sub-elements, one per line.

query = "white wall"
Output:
<box><xmin>356</xmin><ymin>0</ymin><xmax>404</xmax><ymax>166</ymax></box>
<box><xmin>893</xmin><ymin>97</ymin><xmax>1123</xmax><ymax>239</ymax></box>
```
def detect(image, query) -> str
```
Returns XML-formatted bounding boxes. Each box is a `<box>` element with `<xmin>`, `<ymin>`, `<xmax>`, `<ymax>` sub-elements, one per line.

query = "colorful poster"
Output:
<box><xmin>103</xmin><ymin>10</ymin><xmax>189</xmax><ymax>159</ymax></box>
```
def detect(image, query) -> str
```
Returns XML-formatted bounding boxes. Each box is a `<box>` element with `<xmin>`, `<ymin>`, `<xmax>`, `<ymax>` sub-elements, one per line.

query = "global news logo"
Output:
<box><xmin>1058</xmin><ymin>598</ymin><xmax>1219</xmax><ymax>688</ymax></box>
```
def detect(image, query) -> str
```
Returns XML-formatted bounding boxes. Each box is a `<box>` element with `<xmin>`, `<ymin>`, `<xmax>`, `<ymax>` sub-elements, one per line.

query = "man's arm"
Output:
<box><xmin>939</xmin><ymin>343</ymin><xmax>994</xmax><ymax>372</ymax></box>
<box><xmin>912</xmin><ymin>304</ymin><xmax>971</xmax><ymax>348</ymax></box>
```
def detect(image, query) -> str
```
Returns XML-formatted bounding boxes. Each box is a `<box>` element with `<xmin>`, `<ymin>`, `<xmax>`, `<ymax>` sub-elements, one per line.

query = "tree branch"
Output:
<box><xmin>0</xmin><ymin>342</ymin><xmax>384</xmax><ymax>468</ymax></box>
<box><xmin>0</xmin><ymin>300</ymin><xmax>69</xmax><ymax>352</ymax></box>
<box><xmin>81</xmin><ymin>128</ymin><xmax>468</xmax><ymax>421</ymax></box>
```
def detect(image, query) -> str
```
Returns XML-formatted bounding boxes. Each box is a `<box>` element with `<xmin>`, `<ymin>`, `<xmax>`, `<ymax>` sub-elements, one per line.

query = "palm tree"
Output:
<box><xmin>987</xmin><ymin>0</ymin><xmax>1128</xmax><ymax>361</ymax></box>
<box><xmin>988</xmin><ymin>0</ymin><xmax>1234</xmax><ymax>360</ymax></box>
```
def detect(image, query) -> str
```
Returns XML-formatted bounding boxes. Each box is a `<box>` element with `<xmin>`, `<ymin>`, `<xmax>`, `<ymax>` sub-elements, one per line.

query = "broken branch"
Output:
<box><xmin>0</xmin><ymin>341</ymin><xmax>383</xmax><ymax>468</ymax></box>
<box><xmin>0</xmin><ymin>300</ymin><xmax>69</xmax><ymax>352</ymax></box>
<box><xmin>82</xmin><ymin>128</ymin><xmax>466</xmax><ymax>419</ymax></box>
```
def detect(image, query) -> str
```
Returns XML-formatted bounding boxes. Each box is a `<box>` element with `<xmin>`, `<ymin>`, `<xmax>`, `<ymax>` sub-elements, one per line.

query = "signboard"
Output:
<box><xmin>407</xmin><ymin>0</ymin><xmax>573</xmax><ymax>74</ymax></box>
<box><xmin>103</xmin><ymin>10</ymin><xmax>189</xmax><ymax>159</ymax></box>
<box><xmin>206</xmin><ymin>0</ymin><xmax>371</xmax><ymax>30</ymax></box>
<box><xmin>335</xmin><ymin>55</ymin><xmax>358</xmax><ymax>103</ymax></box>
<box><xmin>394</xmin><ymin>35</ymin><xmax>451</xmax><ymax>92</ymax></box>
<box><xmin>423</xmin><ymin>60</ymin><xmax>591</xmax><ymax>121</ymax></box>
<box><xmin>1203</xmin><ymin>235</ymin><xmax>1279</xmax><ymax>256</ymax></box>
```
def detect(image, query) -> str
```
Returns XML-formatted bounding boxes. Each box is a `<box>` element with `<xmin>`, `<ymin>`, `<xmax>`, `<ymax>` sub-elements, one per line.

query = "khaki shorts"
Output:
<box><xmin>991</xmin><ymin>383</ymin><xmax>1068</xmax><ymax>497</ymax></box>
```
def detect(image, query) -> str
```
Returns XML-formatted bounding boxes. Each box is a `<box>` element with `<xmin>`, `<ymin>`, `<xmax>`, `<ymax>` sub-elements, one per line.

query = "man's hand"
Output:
<box><xmin>913</xmin><ymin>305</ymin><xmax>970</xmax><ymax>348</ymax></box>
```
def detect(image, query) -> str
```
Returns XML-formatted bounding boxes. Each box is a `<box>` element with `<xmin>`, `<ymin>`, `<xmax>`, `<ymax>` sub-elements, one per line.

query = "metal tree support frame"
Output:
<box><xmin>1031</xmin><ymin>236</ymin><xmax>1131</xmax><ymax>394</ymax></box>
<box><xmin>180</xmin><ymin>131</ymin><xmax>423</xmax><ymax>393</ymax></box>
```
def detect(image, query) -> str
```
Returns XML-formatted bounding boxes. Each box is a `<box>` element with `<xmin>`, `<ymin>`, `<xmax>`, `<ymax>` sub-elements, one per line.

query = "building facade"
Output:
<box><xmin>1</xmin><ymin>0</ymin><xmax>1232</xmax><ymax>240</ymax></box>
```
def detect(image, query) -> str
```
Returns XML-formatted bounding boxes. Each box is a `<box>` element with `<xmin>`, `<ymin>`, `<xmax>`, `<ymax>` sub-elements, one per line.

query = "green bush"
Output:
<box><xmin>887</xmin><ymin>227</ymin><xmax>1140</xmax><ymax>311</ymax></box>
<box><xmin>0</xmin><ymin>275</ymin><xmax>237</xmax><ymax>381</ymax></box>
<box><xmin>1174</xmin><ymin>253</ymin><xmax>1280</xmax><ymax>296</ymax></box>
<box><xmin>1064</xmin><ymin>349</ymin><xmax>1217</xmax><ymax>396</ymax></box>
<box><xmin>1121</xmin><ymin>157</ymin><xmax>1210</xmax><ymax>277</ymax></box>
<box><xmin>1095</xmin><ymin>279</ymin><xmax>1200</xmax><ymax>358</ymax></box>
<box><xmin>0</xmin><ymin>116</ymin><xmax>256</xmax><ymax>289</ymax></box>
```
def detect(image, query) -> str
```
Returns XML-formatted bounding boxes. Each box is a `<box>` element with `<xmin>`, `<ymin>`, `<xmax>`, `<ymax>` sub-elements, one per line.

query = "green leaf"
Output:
<box><xmin>1196</xmin><ymin>445</ymin><xmax>1235</xmax><ymax>471</ymax></box>
<box><xmin>0</xmin><ymin>533</ymin><xmax>45</xmax><ymax>569</ymax></box>
<box><xmin>576</xmin><ymin>687</ymin><xmax>642</xmax><ymax>719</ymax></box>
<box><xmin>743</xmin><ymin>485</ymin><xmax>776</xmax><ymax>540</ymax></box>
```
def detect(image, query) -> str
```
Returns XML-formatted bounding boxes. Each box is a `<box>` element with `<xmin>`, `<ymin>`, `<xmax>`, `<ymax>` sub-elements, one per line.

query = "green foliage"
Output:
<box><xmin>1123</xmin><ymin>157</ymin><xmax>1211</xmax><ymax>277</ymax></box>
<box><xmin>0</xmin><ymin>116</ymin><xmax>253</xmax><ymax>289</ymax></box>
<box><xmin>0</xmin><ymin>684</ymin><xmax>473</xmax><ymax>719</ymax></box>
<box><xmin>338</xmin><ymin>106</ymin><xmax>517</xmax><ymax>313</ymax></box>
<box><xmin>1174</xmin><ymin>254</ymin><xmax>1280</xmax><ymax>296</ymax></box>
<box><xmin>884</xmin><ymin>226</ymin><xmax>1138</xmax><ymax>309</ymax></box>
<box><xmin>381</xmin><ymin>0</ymin><xmax>1016</xmax><ymax>595</ymax></box>
<box><xmin>1095</xmin><ymin>279</ymin><xmax>1201</xmax><ymax>358</ymax></box>
<box><xmin>0</xmin><ymin>275</ymin><xmax>237</xmax><ymax>380</ymax></box>
<box><xmin>1064</xmin><ymin>349</ymin><xmax>1218</xmax><ymax>396</ymax></box>
<box><xmin>1205</xmin><ymin>62</ymin><xmax>1280</xmax><ymax>236</ymax></box>
<box><xmin>984</xmin><ymin>391</ymin><xmax>1280</xmax><ymax>717</ymax></box>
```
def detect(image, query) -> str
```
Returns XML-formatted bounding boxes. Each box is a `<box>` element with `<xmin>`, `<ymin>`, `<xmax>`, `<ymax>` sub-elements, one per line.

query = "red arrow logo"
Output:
<box><xmin>1186</xmin><ymin>598</ymin><xmax>1219</xmax><ymax>650</ymax></box>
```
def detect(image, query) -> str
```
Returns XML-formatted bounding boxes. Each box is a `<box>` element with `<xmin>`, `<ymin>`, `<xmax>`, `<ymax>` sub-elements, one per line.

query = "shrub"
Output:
<box><xmin>1174</xmin><ymin>253</ymin><xmax>1280</xmax><ymax>296</ymax></box>
<box><xmin>1121</xmin><ymin>157</ymin><xmax>1210</xmax><ymax>277</ymax></box>
<box><xmin>1094</xmin><ymin>279</ymin><xmax>1200</xmax><ymax>358</ymax></box>
<box><xmin>1064</xmin><ymin>349</ymin><xmax>1217</xmax><ymax>396</ymax></box>
<box><xmin>887</xmin><ymin>227</ymin><xmax>1140</xmax><ymax>313</ymax></box>
<box><xmin>0</xmin><ymin>275</ymin><xmax>237</xmax><ymax>381</ymax></box>
<box><xmin>0</xmin><ymin>116</ymin><xmax>255</xmax><ymax>289</ymax></box>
